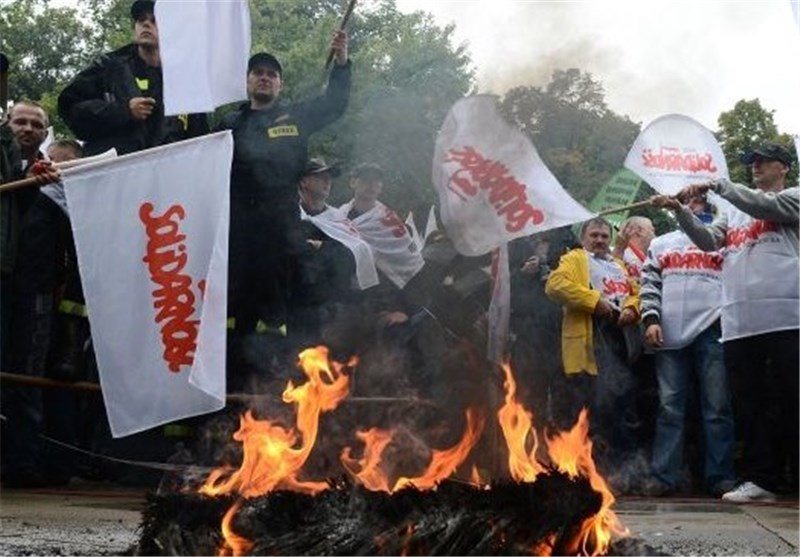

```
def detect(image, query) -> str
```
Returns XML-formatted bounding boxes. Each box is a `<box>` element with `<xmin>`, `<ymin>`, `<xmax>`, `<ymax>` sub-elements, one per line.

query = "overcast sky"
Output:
<box><xmin>395</xmin><ymin>0</ymin><xmax>800</xmax><ymax>134</ymax></box>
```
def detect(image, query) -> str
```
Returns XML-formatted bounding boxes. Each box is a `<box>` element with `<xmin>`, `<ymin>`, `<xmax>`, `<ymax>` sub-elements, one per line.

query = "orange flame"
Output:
<box><xmin>545</xmin><ymin>409</ymin><xmax>628</xmax><ymax>556</ymax></box>
<box><xmin>218</xmin><ymin>499</ymin><xmax>252</xmax><ymax>557</ymax></box>
<box><xmin>342</xmin><ymin>408</ymin><xmax>484</xmax><ymax>493</ymax></box>
<box><xmin>497</xmin><ymin>362</ymin><xmax>545</xmax><ymax>482</ymax></box>
<box><xmin>201</xmin><ymin>346</ymin><xmax>351</xmax><ymax>498</ymax></box>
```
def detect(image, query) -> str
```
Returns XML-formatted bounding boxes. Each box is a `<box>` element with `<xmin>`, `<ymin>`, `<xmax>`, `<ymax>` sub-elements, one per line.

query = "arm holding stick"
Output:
<box><xmin>325</xmin><ymin>0</ymin><xmax>357</xmax><ymax>69</ymax></box>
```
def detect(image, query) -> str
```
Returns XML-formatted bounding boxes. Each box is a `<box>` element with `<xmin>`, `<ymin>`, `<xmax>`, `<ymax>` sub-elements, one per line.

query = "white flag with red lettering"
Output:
<box><xmin>432</xmin><ymin>95</ymin><xmax>593</xmax><ymax>256</ymax></box>
<box><xmin>62</xmin><ymin>132</ymin><xmax>232</xmax><ymax>437</ymax></box>
<box><xmin>156</xmin><ymin>0</ymin><xmax>250</xmax><ymax>115</ymax></box>
<box><xmin>624</xmin><ymin>114</ymin><xmax>729</xmax><ymax>196</ymax></box>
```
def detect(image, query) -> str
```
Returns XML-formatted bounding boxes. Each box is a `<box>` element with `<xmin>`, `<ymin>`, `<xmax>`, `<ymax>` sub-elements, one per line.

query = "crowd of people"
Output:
<box><xmin>1</xmin><ymin>0</ymin><xmax>797</xmax><ymax>505</ymax></box>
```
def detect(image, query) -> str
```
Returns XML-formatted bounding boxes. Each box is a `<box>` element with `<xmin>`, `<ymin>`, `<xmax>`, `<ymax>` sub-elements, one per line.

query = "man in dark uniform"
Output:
<box><xmin>218</xmin><ymin>33</ymin><xmax>351</xmax><ymax>381</ymax></box>
<box><xmin>57</xmin><ymin>0</ymin><xmax>208</xmax><ymax>156</ymax></box>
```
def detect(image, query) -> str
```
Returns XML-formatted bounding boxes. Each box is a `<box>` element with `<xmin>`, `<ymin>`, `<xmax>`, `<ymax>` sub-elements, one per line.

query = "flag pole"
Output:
<box><xmin>324</xmin><ymin>0</ymin><xmax>357</xmax><ymax>69</ymax></box>
<box><xmin>595</xmin><ymin>198</ymin><xmax>662</xmax><ymax>216</ymax></box>
<box><xmin>0</xmin><ymin>173</ymin><xmax>59</xmax><ymax>193</ymax></box>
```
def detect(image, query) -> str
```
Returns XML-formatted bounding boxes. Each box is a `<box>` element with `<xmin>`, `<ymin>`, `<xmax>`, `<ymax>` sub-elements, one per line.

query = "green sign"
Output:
<box><xmin>587</xmin><ymin>169</ymin><xmax>643</xmax><ymax>229</ymax></box>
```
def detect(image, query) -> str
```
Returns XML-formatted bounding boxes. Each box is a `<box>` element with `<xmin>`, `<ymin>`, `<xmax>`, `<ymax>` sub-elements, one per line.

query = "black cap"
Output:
<box><xmin>740</xmin><ymin>142</ymin><xmax>793</xmax><ymax>167</ymax></box>
<box><xmin>247</xmin><ymin>52</ymin><xmax>283</xmax><ymax>75</ymax></box>
<box><xmin>351</xmin><ymin>162</ymin><xmax>384</xmax><ymax>180</ymax></box>
<box><xmin>131</xmin><ymin>0</ymin><xmax>155</xmax><ymax>20</ymax></box>
<box><xmin>304</xmin><ymin>157</ymin><xmax>340</xmax><ymax>177</ymax></box>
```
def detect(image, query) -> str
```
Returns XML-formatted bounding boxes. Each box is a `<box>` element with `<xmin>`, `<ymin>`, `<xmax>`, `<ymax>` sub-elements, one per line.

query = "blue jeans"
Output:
<box><xmin>651</xmin><ymin>324</ymin><xmax>735</xmax><ymax>489</ymax></box>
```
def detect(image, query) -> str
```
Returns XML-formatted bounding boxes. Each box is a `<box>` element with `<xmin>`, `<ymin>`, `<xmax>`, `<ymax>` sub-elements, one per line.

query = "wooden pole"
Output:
<box><xmin>595</xmin><ymin>198</ymin><xmax>658</xmax><ymax>216</ymax></box>
<box><xmin>0</xmin><ymin>173</ymin><xmax>58</xmax><ymax>193</ymax></box>
<box><xmin>324</xmin><ymin>0</ymin><xmax>358</xmax><ymax>69</ymax></box>
<box><xmin>0</xmin><ymin>371</ymin><xmax>431</xmax><ymax>406</ymax></box>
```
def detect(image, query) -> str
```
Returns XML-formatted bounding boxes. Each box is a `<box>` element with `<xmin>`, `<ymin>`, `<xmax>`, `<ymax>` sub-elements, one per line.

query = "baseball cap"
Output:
<box><xmin>130</xmin><ymin>0</ymin><xmax>155</xmax><ymax>20</ymax></box>
<box><xmin>739</xmin><ymin>142</ymin><xmax>793</xmax><ymax>167</ymax></box>
<box><xmin>247</xmin><ymin>52</ymin><xmax>283</xmax><ymax>76</ymax></box>
<box><xmin>304</xmin><ymin>157</ymin><xmax>340</xmax><ymax>177</ymax></box>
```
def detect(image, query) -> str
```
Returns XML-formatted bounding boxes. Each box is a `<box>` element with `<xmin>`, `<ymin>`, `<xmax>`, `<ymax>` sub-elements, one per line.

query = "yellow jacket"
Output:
<box><xmin>545</xmin><ymin>248</ymin><xmax>640</xmax><ymax>376</ymax></box>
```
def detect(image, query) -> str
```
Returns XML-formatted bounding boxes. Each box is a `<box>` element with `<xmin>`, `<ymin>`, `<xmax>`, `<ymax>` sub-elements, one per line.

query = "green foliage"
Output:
<box><xmin>498</xmin><ymin>68</ymin><xmax>641</xmax><ymax>204</ymax></box>
<box><xmin>716</xmin><ymin>98</ymin><xmax>797</xmax><ymax>186</ymax></box>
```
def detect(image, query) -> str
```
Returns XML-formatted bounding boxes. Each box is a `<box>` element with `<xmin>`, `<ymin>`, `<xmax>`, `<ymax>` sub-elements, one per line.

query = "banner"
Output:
<box><xmin>338</xmin><ymin>200</ymin><xmax>425</xmax><ymax>289</ymax></box>
<box><xmin>587</xmin><ymin>169</ymin><xmax>642</xmax><ymax>229</ymax></box>
<box><xmin>424</xmin><ymin>205</ymin><xmax>438</xmax><ymax>242</ymax></box>
<box><xmin>62</xmin><ymin>132</ymin><xmax>232</xmax><ymax>437</ymax></box>
<box><xmin>624</xmin><ymin>114</ymin><xmax>729</xmax><ymax>196</ymax></box>
<box><xmin>300</xmin><ymin>205</ymin><xmax>380</xmax><ymax>290</ymax></box>
<box><xmin>405</xmin><ymin>211</ymin><xmax>424</xmax><ymax>252</ymax></box>
<box><xmin>432</xmin><ymin>95</ymin><xmax>593</xmax><ymax>256</ymax></box>
<box><xmin>487</xmin><ymin>243</ymin><xmax>510</xmax><ymax>364</ymax></box>
<box><xmin>156</xmin><ymin>0</ymin><xmax>251</xmax><ymax>116</ymax></box>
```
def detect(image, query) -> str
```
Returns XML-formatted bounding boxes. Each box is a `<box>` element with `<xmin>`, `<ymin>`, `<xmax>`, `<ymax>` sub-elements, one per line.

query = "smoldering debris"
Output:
<box><xmin>137</xmin><ymin>473</ymin><xmax>605</xmax><ymax>556</ymax></box>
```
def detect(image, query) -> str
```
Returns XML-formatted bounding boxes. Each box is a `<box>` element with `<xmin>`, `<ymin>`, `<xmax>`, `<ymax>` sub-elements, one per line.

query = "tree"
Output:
<box><xmin>498</xmin><ymin>68</ymin><xmax>640</xmax><ymax>204</ymax></box>
<box><xmin>716</xmin><ymin>98</ymin><xmax>797</xmax><ymax>186</ymax></box>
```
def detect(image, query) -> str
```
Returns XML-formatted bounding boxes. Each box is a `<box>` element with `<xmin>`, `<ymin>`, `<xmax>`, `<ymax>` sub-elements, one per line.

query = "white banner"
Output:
<box><xmin>487</xmin><ymin>243</ymin><xmax>510</xmax><ymax>364</ymax></box>
<box><xmin>62</xmin><ymin>132</ymin><xmax>232</xmax><ymax>437</ymax></box>
<box><xmin>338</xmin><ymin>200</ymin><xmax>425</xmax><ymax>289</ymax></box>
<box><xmin>405</xmin><ymin>210</ymin><xmax>424</xmax><ymax>252</ymax></box>
<box><xmin>432</xmin><ymin>95</ymin><xmax>593</xmax><ymax>256</ymax></box>
<box><xmin>300</xmin><ymin>205</ymin><xmax>380</xmax><ymax>290</ymax></box>
<box><xmin>794</xmin><ymin>135</ymin><xmax>800</xmax><ymax>181</ymax></box>
<box><xmin>156</xmin><ymin>0</ymin><xmax>251</xmax><ymax>116</ymax></box>
<box><xmin>424</xmin><ymin>205</ymin><xmax>438</xmax><ymax>242</ymax></box>
<box><xmin>624</xmin><ymin>114</ymin><xmax>729</xmax><ymax>196</ymax></box>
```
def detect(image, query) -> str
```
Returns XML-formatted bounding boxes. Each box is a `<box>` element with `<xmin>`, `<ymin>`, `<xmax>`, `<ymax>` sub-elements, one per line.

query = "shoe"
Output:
<box><xmin>721</xmin><ymin>481</ymin><xmax>777</xmax><ymax>503</ymax></box>
<box><xmin>708</xmin><ymin>479</ymin><xmax>737</xmax><ymax>498</ymax></box>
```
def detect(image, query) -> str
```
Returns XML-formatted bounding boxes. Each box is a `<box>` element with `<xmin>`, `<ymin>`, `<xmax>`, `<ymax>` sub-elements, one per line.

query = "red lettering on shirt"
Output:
<box><xmin>445</xmin><ymin>146</ymin><xmax>545</xmax><ymax>232</ymax></box>
<box><xmin>602</xmin><ymin>277</ymin><xmax>631</xmax><ymax>297</ymax></box>
<box><xmin>725</xmin><ymin>219</ymin><xmax>780</xmax><ymax>249</ymax></box>
<box><xmin>658</xmin><ymin>250</ymin><xmax>723</xmax><ymax>271</ymax></box>
<box><xmin>641</xmin><ymin>146</ymin><xmax>718</xmax><ymax>174</ymax></box>
<box><xmin>139</xmin><ymin>202</ymin><xmax>200</xmax><ymax>373</ymax></box>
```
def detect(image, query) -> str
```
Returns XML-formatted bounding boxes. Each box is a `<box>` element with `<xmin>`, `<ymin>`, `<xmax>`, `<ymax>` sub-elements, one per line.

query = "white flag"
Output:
<box><xmin>62</xmin><ymin>132</ymin><xmax>232</xmax><ymax>437</ymax></box>
<box><xmin>624</xmin><ymin>114</ymin><xmax>729</xmax><ymax>196</ymax></box>
<box><xmin>424</xmin><ymin>205</ymin><xmax>438</xmax><ymax>242</ymax></box>
<box><xmin>156</xmin><ymin>0</ymin><xmax>251</xmax><ymax>116</ymax></box>
<box><xmin>432</xmin><ymin>95</ymin><xmax>593</xmax><ymax>256</ymax></box>
<box><xmin>487</xmin><ymin>243</ymin><xmax>510</xmax><ymax>364</ymax></box>
<box><xmin>405</xmin><ymin>211</ymin><xmax>424</xmax><ymax>252</ymax></box>
<box><xmin>338</xmin><ymin>200</ymin><xmax>425</xmax><ymax>289</ymax></box>
<box><xmin>300</xmin><ymin>205</ymin><xmax>380</xmax><ymax>290</ymax></box>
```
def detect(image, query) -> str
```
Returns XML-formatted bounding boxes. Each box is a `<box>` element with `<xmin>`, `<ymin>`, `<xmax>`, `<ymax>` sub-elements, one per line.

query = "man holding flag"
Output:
<box><xmin>653</xmin><ymin>142</ymin><xmax>798</xmax><ymax>502</ymax></box>
<box><xmin>219</xmin><ymin>34</ymin><xmax>351</xmax><ymax>382</ymax></box>
<box><xmin>57</xmin><ymin>0</ymin><xmax>209</xmax><ymax>157</ymax></box>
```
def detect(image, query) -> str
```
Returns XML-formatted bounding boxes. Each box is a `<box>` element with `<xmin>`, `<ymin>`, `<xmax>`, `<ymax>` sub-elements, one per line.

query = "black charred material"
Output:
<box><xmin>137</xmin><ymin>471</ymin><xmax>608</xmax><ymax>556</ymax></box>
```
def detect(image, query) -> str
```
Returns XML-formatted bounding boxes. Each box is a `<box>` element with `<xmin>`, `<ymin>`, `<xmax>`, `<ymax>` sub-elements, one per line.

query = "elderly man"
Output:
<box><xmin>546</xmin><ymin>217</ymin><xmax>642</xmax><ymax>485</ymax></box>
<box><xmin>653</xmin><ymin>142</ymin><xmax>798</xmax><ymax>502</ymax></box>
<box><xmin>58</xmin><ymin>0</ymin><xmax>208</xmax><ymax>156</ymax></box>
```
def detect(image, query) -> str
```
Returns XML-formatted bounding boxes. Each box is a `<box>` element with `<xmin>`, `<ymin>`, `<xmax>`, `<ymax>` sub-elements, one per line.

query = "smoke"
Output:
<box><xmin>397</xmin><ymin>0</ymin><xmax>800</xmax><ymax>131</ymax></box>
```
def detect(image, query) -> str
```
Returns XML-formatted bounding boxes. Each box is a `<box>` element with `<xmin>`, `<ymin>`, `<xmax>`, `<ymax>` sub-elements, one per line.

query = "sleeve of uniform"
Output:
<box><xmin>57</xmin><ymin>57</ymin><xmax>134</xmax><ymax>140</ymax></box>
<box><xmin>545</xmin><ymin>250</ymin><xmax>601</xmax><ymax>314</ymax></box>
<box><xmin>715</xmin><ymin>179</ymin><xmax>800</xmax><ymax>224</ymax></box>
<box><xmin>639</xmin><ymin>243</ymin><xmax>663</xmax><ymax>327</ymax></box>
<box><xmin>296</xmin><ymin>61</ymin><xmax>352</xmax><ymax>133</ymax></box>
<box><xmin>676</xmin><ymin>206</ymin><xmax>726</xmax><ymax>252</ymax></box>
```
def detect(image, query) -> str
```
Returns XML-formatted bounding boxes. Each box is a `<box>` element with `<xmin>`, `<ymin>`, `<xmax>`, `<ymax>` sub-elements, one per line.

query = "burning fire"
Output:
<box><xmin>200</xmin><ymin>350</ymin><xmax>624</xmax><ymax>556</ymax></box>
<box><xmin>341</xmin><ymin>407</ymin><xmax>485</xmax><ymax>493</ymax></box>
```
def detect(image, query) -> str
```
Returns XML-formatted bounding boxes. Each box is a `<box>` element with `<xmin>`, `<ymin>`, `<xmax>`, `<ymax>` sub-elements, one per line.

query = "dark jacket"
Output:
<box><xmin>1</xmin><ymin>124</ymin><xmax>35</xmax><ymax>276</ymax></box>
<box><xmin>216</xmin><ymin>61</ymin><xmax>352</xmax><ymax>203</ymax></box>
<box><xmin>58</xmin><ymin>44</ymin><xmax>208</xmax><ymax>156</ymax></box>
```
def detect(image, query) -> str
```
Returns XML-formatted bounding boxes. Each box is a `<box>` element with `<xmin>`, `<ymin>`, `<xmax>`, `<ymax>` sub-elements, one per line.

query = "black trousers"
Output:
<box><xmin>724</xmin><ymin>329</ymin><xmax>799</xmax><ymax>493</ymax></box>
